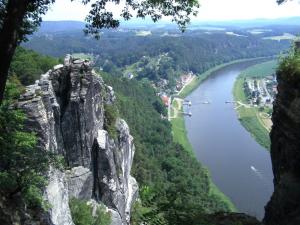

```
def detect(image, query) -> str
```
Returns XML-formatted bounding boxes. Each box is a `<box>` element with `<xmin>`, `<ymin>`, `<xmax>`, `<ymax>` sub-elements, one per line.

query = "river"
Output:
<box><xmin>184</xmin><ymin>60</ymin><xmax>274</xmax><ymax>220</ymax></box>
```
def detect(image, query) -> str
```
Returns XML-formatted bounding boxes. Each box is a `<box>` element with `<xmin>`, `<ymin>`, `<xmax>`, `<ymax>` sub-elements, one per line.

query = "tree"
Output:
<box><xmin>0</xmin><ymin>0</ymin><xmax>199</xmax><ymax>103</ymax></box>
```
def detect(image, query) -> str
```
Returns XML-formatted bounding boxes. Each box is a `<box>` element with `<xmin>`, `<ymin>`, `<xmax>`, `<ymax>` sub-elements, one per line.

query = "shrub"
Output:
<box><xmin>103</xmin><ymin>104</ymin><xmax>119</xmax><ymax>139</ymax></box>
<box><xmin>277</xmin><ymin>50</ymin><xmax>300</xmax><ymax>84</ymax></box>
<box><xmin>69</xmin><ymin>198</ymin><xmax>111</xmax><ymax>225</ymax></box>
<box><xmin>0</xmin><ymin>77</ymin><xmax>62</xmax><ymax>209</ymax></box>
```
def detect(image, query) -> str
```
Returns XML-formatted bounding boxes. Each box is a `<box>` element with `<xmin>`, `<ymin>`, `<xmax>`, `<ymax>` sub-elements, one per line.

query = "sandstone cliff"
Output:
<box><xmin>16</xmin><ymin>55</ymin><xmax>138</xmax><ymax>225</ymax></box>
<box><xmin>264</xmin><ymin>53</ymin><xmax>300</xmax><ymax>225</ymax></box>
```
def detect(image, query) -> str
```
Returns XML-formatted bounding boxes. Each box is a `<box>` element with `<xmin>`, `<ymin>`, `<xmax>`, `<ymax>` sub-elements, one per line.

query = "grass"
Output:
<box><xmin>171</xmin><ymin>116</ymin><xmax>195</xmax><ymax>155</ymax></box>
<box><xmin>171</xmin><ymin>99</ymin><xmax>195</xmax><ymax>155</ymax></box>
<box><xmin>232</xmin><ymin>60</ymin><xmax>276</xmax><ymax>150</ymax></box>
<box><xmin>239</xmin><ymin>60</ymin><xmax>277</xmax><ymax>78</ymax></box>
<box><xmin>208</xmin><ymin>176</ymin><xmax>238</xmax><ymax>212</ymax></box>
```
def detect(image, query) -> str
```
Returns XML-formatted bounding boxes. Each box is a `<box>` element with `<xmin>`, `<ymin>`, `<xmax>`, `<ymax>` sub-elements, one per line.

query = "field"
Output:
<box><xmin>263</xmin><ymin>33</ymin><xmax>296</xmax><ymax>41</ymax></box>
<box><xmin>135</xmin><ymin>30</ymin><xmax>152</xmax><ymax>36</ymax></box>
<box><xmin>239</xmin><ymin>60</ymin><xmax>278</xmax><ymax>78</ymax></box>
<box><xmin>233</xmin><ymin>60</ymin><xmax>277</xmax><ymax>150</ymax></box>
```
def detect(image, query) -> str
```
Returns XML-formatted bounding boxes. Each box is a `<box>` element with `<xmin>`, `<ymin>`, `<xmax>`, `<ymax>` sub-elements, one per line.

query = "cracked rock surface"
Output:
<box><xmin>17</xmin><ymin>55</ymin><xmax>138</xmax><ymax>225</ymax></box>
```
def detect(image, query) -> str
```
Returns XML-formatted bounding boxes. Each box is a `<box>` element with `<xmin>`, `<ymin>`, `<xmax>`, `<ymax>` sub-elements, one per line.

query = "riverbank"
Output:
<box><xmin>170</xmin><ymin>99</ymin><xmax>237</xmax><ymax>212</ymax></box>
<box><xmin>232</xmin><ymin>61</ymin><xmax>276</xmax><ymax>150</ymax></box>
<box><xmin>170</xmin><ymin>98</ymin><xmax>194</xmax><ymax>154</ymax></box>
<box><xmin>170</xmin><ymin>57</ymin><xmax>274</xmax><ymax>213</ymax></box>
<box><xmin>180</xmin><ymin>59</ymin><xmax>274</xmax><ymax>218</ymax></box>
<box><xmin>233</xmin><ymin>78</ymin><xmax>271</xmax><ymax>150</ymax></box>
<box><xmin>178</xmin><ymin>57</ymin><xmax>270</xmax><ymax>98</ymax></box>
<box><xmin>171</xmin><ymin>59</ymin><xmax>271</xmax><ymax>213</ymax></box>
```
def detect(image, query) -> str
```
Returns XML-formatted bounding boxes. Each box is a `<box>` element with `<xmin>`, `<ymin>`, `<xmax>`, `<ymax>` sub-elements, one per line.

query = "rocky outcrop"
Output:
<box><xmin>264</xmin><ymin>54</ymin><xmax>300</xmax><ymax>225</ymax></box>
<box><xmin>17</xmin><ymin>56</ymin><xmax>138</xmax><ymax>225</ymax></box>
<box><xmin>44</xmin><ymin>168</ymin><xmax>74</xmax><ymax>225</ymax></box>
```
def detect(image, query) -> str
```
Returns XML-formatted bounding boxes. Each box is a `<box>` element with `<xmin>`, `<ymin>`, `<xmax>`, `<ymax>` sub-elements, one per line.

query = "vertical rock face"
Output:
<box><xmin>264</xmin><ymin>64</ymin><xmax>300</xmax><ymax>225</ymax></box>
<box><xmin>18</xmin><ymin>56</ymin><xmax>138</xmax><ymax>225</ymax></box>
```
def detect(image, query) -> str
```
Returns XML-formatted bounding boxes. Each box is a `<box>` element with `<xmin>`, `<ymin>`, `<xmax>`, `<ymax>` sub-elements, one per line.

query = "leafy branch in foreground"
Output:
<box><xmin>83</xmin><ymin>0</ymin><xmax>199</xmax><ymax>38</ymax></box>
<box><xmin>0</xmin><ymin>0</ymin><xmax>199</xmax><ymax>103</ymax></box>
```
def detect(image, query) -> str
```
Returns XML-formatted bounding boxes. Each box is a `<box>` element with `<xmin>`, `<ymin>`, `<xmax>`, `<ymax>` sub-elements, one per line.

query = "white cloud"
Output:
<box><xmin>43</xmin><ymin>0</ymin><xmax>300</xmax><ymax>21</ymax></box>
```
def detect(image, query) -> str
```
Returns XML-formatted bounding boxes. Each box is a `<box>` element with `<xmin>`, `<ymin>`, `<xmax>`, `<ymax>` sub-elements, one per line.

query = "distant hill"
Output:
<box><xmin>39</xmin><ymin>17</ymin><xmax>300</xmax><ymax>33</ymax></box>
<box><xmin>38</xmin><ymin>21</ymin><xmax>85</xmax><ymax>33</ymax></box>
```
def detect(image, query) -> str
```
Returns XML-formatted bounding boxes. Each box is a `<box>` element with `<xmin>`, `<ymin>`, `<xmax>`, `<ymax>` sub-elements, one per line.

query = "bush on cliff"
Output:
<box><xmin>0</xmin><ymin>78</ymin><xmax>55</xmax><ymax>209</ymax></box>
<box><xmin>0</xmin><ymin>49</ymin><xmax>63</xmax><ymax>210</ymax></box>
<box><xmin>104</xmin><ymin>104</ymin><xmax>119</xmax><ymax>139</ymax></box>
<box><xmin>277</xmin><ymin>46</ymin><xmax>300</xmax><ymax>84</ymax></box>
<box><xmin>69</xmin><ymin>198</ymin><xmax>111</xmax><ymax>225</ymax></box>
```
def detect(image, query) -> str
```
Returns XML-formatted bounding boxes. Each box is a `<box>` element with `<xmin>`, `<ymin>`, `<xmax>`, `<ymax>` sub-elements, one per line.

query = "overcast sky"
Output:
<box><xmin>43</xmin><ymin>0</ymin><xmax>300</xmax><ymax>22</ymax></box>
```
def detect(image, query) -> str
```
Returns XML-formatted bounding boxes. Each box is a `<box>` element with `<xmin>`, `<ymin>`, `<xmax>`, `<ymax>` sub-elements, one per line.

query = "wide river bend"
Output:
<box><xmin>184</xmin><ymin>61</ymin><xmax>273</xmax><ymax>220</ymax></box>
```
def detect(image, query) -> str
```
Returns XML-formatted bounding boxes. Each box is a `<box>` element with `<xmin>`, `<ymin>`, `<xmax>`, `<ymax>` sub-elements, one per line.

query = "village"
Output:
<box><xmin>158</xmin><ymin>72</ymin><xmax>195</xmax><ymax>106</ymax></box>
<box><xmin>244</xmin><ymin>74</ymin><xmax>277</xmax><ymax>109</ymax></box>
<box><xmin>157</xmin><ymin>72</ymin><xmax>195</xmax><ymax>120</ymax></box>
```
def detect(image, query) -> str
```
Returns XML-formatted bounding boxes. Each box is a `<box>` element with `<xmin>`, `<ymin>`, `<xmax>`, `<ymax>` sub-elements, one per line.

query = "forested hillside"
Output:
<box><xmin>0</xmin><ymin>49</ymin><xmax>62</xmax><ymax>221</ymax></box>
<box><xmin>10</xmin><ymin>47</ymin><xmax>61</xmax><ymax>85</ymax></box>
<box><xmin>24</xmin><ymin>27</ymin><xmax>290</xmax><ymax>84</ymax></box>
<box><xmin>101</xmin><ymin>73</ymin><xmax>234</xmax><ymax>225</ymax></box>
<box><xmin>0</xmin><ymin>45</ymin><xmax>237</xmax><ymax>225</ymax></box>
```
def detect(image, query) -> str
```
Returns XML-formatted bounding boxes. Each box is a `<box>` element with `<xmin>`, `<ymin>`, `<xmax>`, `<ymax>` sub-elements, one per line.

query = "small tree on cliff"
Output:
<box><xmin>0</xmin><ymin>0</ymin><xmax>199</xmax><ymax>103</ymax></box>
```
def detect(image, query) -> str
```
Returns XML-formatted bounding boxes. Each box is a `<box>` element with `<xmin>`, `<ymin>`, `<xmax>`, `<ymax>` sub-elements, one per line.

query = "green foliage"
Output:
<box><xmin>84</xmin><ymin>0</ymin><xmax>199</xmax><ymax>37</ymax></box>
<box><xmin>0</xmin><ymin>79</ymin><xmax>44</xmax><ymax>208</ymax></box>
<box><xmin>131</xmin><ymin>201</ymin><xmax>168</xmax><ymax>225</ymax></box>
<box><xmin>69</xmin><ymin>198</ymin><xmax>111</xmax><ymax>225</ymax></box>
<box><xmin>0</xmin><ymin>76</ymin><xmax>63</xmax><ymax>209</ymax></box>
<box><xmin>152</xmin><ymin>99</ymin><xmax>167</xmax><ymax>116</ymax></box>
<box><xmin>0</xmin><ymin>1</ymin><xmax>55</xmax><ymax>43</ymax></box>
<box><xmin>101</xmin><ymin>73</ymin><xmax>234</xmax><ymax>225</ymax></box>
<box><xmin>24</xmin><ymin>29</ymin><xmax>289</xmax><ymax>76</ymax></box>
<box><xmin>10</xmin><ymin>47</ymin><xmax>60</xmax><ymax>85</ymax></box>
<box><xmin>277</xmin><ymin>50</ymin><xmax>300</xmax><ymax>84</ymax></box>
<box><xmin>103</xmin><ymin>104</ymin><xmax>119</xmax><ymax>139</ymax></box>
<box><xmin>134</xmin><ymin>54</ymin><xmax>179</xmax><ymax>85</ymax></box>
<box><xmin>171</xmin><ymin>114</ymin><xmax>194</xmax><ymax>155</ymax></box>
<box><xmin>239</xmin><ymin>60</ymin><xmax>277</xmax><ymax>79</ymax></box>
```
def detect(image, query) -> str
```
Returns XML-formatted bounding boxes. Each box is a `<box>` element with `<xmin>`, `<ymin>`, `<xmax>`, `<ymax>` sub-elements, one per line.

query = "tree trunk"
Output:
<box><xmin>0</xmin><ymin>0</ymin><xmax>29</xmax><ymax>103</ymax></box>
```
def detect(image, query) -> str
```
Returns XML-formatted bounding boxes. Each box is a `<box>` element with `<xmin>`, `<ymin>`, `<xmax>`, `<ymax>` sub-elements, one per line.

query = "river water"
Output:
<box><xmin>184</xmin><ymin>61</ymin><xmax>274</xmax><ymax>220</ymax></box>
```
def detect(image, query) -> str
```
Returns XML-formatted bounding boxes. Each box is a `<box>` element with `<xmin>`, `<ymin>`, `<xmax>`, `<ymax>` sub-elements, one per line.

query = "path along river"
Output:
<box><xmin>184</xmin><ymin>60</ymin><xmax>274</xmax><ymax>220</ymax></box>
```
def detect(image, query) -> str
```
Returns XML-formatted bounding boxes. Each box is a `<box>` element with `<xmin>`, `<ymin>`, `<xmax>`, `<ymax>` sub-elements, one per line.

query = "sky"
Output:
<box><xmin>43</xmin><ymin>0</ymin><xmax>300</xmax><ymax>22</ymax></box>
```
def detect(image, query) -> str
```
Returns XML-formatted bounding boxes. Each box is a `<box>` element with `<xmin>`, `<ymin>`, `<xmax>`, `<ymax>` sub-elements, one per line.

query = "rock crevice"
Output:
<box><xmin>18</xmin><ymin>55</ymin><xmax>138</xmax><ymax>225</ymax></box>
